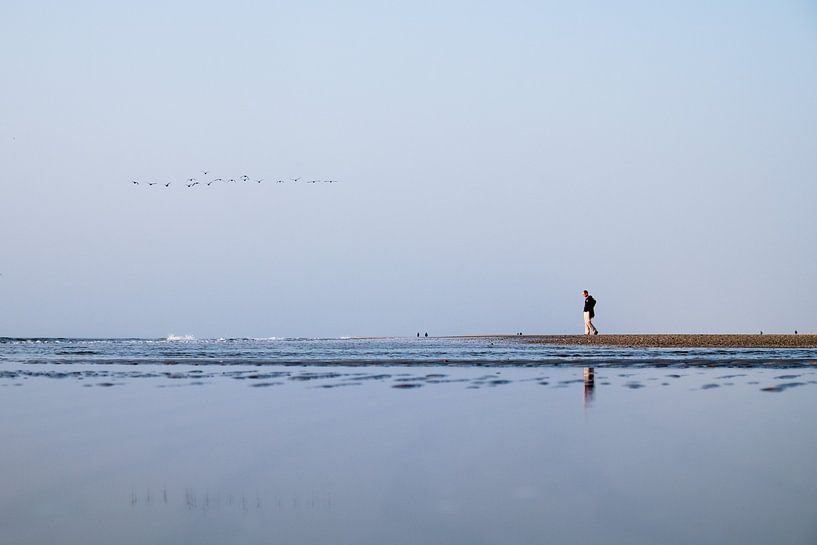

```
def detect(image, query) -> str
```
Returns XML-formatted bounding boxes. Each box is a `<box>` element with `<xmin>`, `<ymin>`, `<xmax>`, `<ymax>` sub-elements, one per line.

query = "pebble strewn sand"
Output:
<box><xmin>510</xmin><ymin>334</ymin><xmax>817</xmax><ymax>348</ymax></box>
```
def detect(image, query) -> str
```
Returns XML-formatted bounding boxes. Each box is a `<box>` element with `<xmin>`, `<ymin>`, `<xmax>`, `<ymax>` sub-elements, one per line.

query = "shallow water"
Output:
<box><xmin>3</xmin><ymin>336</ymin><xmax>817</xmax><ymax>366</ymax></box>
<box><xmin>1</xmin><ymin>338</ymin><xmax>816</xmax><ymax>545</ymax></box>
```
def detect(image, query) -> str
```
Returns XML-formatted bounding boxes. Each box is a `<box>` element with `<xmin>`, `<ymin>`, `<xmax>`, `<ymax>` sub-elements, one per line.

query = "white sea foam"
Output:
<box><xmin>165</xmin><ymin>334</ymin><xmax>196</xmax><ymax>342</ymax></box>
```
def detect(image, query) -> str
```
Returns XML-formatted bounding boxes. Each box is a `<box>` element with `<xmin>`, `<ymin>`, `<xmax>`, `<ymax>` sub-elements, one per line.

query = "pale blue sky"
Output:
<box><xmin>1</xmin><ymin>1</ymin><xmax>816</xmax><ymax>337</ymax></box>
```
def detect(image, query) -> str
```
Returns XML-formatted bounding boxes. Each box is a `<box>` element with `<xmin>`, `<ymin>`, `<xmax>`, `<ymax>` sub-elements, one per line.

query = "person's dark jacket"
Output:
<box><xmin>583</xmin><ymin>296</ymin><xmax>596</xmax><ymax>318</ymax></box>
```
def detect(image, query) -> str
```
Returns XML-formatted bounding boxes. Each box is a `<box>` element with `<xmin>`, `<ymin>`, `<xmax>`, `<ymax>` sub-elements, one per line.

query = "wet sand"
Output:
<box><xmin>503</xmin><ymin>334</ymin><xmax>817</xmax><ymax>348</ymax></box>
<box><xmin>2</xmin><ymin>364</ymin><xmax>816</xmax><ymax>545</ymax></box>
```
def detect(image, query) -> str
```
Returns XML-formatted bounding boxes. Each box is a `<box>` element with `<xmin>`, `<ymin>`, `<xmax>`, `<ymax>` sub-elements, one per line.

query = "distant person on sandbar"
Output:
<box><xmin>582</xmin><ymin>290</ymin><xmax>598</xmax><ymax>335</ymax></box>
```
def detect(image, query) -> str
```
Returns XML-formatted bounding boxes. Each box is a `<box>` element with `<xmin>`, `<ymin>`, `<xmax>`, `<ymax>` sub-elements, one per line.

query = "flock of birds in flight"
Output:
<box><xmin>130</xmin><ymin>171</ymin><xmax>340</xmax><ymax>188</ymax></box>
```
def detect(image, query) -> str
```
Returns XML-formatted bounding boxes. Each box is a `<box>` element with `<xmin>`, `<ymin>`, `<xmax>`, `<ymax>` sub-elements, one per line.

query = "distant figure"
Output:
<box><xmin>424</xmin><ymin>332</ymin><xmax>428</xmax><ymax>338</ymax></box>
<box><xmin>795</xmin><ymin>330</ymin><xmax>798</xmax><ymax>335</ymax></box>
<box><xmin>417</xmin><ymin>332</ymin><xmax>420</xmax><ymax>338</ymax></box>
<box><xmin>582</xmin><ymin>290</ymin><xmax>598</xmax><ymax>335</ymax></box>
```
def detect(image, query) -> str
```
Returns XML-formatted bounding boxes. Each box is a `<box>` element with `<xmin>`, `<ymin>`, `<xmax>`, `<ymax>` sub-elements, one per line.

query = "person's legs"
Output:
<box><xmin>584</xmin><ymin>311</ymin><xmax>598</xmax><ymax>335</ymax></box>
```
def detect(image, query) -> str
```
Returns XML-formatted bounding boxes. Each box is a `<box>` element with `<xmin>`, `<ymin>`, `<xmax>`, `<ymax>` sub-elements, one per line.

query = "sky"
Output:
<box><xmin>1</xmin><ymin>0</ymin><xmax>816</xmax><ymax>338</ymax></box>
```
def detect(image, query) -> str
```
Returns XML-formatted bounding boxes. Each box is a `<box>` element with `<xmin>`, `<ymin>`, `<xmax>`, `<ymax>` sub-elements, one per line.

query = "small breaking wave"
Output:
<box><xmin>165</xmin><ymin>334</ymin><xmax>196</xmax><ymax>342</ymax></box>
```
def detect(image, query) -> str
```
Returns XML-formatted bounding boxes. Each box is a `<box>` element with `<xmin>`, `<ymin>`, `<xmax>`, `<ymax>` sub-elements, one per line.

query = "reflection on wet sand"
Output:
<box><xmin>583</xmin><ymin>367</ymin><xmax>595</xmax><ymax>407</ymax></box>
<box><xmin>2</xmin><ymin>361</ymin><xmax>816</xmax><ymax>545</ymax></box>
<box><xmin>128</xmin><ymin>487</ymin><xmax>335</xmax><ymax>512</ymax></box>
<box><xmin>4</xmin><ymin>365</ymin><xmax>817</xmax><ymax>394</ymax></box>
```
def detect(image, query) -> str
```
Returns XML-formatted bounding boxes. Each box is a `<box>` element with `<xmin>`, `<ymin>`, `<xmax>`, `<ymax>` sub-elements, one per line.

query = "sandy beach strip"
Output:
<box><xmin>491</xmin><ymin>334</ymin><xmax>817</xmax><ymax>348</ymax></box>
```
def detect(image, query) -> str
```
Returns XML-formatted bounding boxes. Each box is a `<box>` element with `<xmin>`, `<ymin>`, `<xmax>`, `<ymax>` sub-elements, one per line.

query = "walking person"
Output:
<box><xmin>582</xmin><ymin>290</ymin><xmax>598</xmax><ymax>335</ymax></box>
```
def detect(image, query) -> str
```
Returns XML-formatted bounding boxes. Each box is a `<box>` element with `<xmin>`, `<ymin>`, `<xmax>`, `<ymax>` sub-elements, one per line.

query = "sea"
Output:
<box><xmin>2</xmin><ymin>336</ymin><xmax>816</xmax><ymax>545</ymax></box>
<box><xmin>3</xmin><ymin>335</ymin><xmax>817</xmax><ymax>367</ymax></box>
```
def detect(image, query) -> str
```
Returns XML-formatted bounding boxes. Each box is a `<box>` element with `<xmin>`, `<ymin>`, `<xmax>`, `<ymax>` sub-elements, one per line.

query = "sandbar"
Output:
<box><xmin>492</xmin><ymin>334</ymin><xmax>817</xmax><ymax>348</ymax></box>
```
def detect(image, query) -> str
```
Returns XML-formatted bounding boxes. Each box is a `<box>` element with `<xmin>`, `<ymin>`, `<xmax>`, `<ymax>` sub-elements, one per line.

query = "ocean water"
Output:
<box><xmin>1</xmin><ymin>337</ymin><xmax>816</xmax><ymax>545</ymax></box>
<box><xmin>2</xmin><ymin>335</ymin><xmax>817</xmax><ymax>367</ymax></box>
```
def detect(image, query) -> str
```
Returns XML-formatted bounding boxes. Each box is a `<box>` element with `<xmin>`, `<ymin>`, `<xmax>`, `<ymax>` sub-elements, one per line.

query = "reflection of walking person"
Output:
<box><xmin>582</xmin><ymin>290</ymin><xmax>598</xmax><ymax>335</ymax></box>
<box><xmin>583</xmin><ymin>367</ymin><xmax>595</xmax><ymax>407</ymax></box>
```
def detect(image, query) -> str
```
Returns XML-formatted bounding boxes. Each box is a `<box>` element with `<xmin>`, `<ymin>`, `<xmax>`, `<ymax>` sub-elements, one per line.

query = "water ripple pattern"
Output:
<box><xmin>1</xmin><ymin>337</ymin><xmax>816</xmax><ymax>368</ymax></box>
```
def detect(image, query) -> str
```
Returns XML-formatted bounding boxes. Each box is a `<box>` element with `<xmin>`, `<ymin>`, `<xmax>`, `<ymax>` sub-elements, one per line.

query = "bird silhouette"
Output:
<box><xmin>128</xmin><ymin>173</ymin><xmax>340</xmax><ymax>190</ymax></box>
